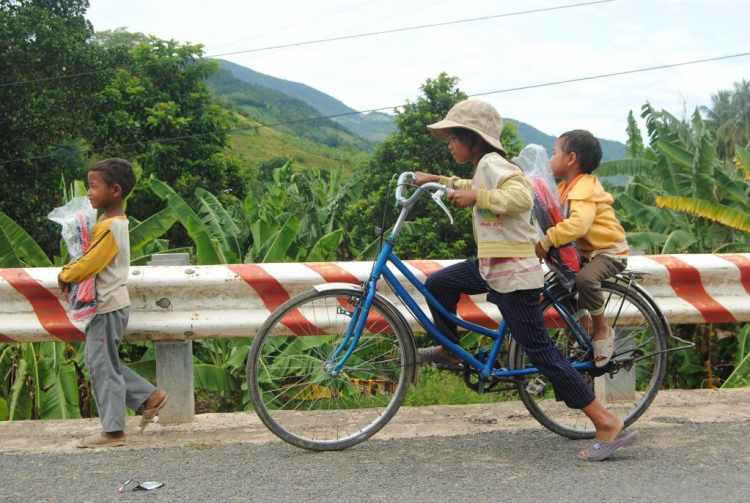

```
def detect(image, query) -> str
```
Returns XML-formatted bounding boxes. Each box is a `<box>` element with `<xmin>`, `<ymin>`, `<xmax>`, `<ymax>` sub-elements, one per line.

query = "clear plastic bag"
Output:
<box><xmin>514</xmin><ymin>144</ymin><xmax>581</xmax><ymax>290</ymax></box>
<box><xmin>48</xmin><ymin>197</ymin><xmax>98</xmax><ymax>321</ymax></box>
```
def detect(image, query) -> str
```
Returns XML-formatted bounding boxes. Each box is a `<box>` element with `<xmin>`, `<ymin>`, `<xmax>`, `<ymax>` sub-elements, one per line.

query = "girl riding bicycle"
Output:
<box><xmin>414</xmin><ymin>99</ymin><xmax>638</xmax><ymax>461</ymax></box>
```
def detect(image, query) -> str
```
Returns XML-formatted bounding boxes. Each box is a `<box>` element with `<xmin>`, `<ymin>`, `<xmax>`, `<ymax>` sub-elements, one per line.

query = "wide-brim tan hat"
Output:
<box><xmin>427</xmin><ymin>99</ymin><xmax>505</xmax><ymax>154</ymax></box>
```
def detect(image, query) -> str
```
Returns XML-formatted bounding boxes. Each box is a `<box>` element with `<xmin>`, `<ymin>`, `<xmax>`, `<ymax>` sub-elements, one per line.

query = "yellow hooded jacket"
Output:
<box><xmin>539</xmin><ymin>174</ymin><xmax>628</xmax><ymax>258</ymax></box>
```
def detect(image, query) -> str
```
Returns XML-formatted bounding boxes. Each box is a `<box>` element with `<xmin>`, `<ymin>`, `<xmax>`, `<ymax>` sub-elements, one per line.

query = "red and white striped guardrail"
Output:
<box><xmin>1</xmin><ymin>254</ymin><xmax>749</xmax><ymax>343</ymax></box>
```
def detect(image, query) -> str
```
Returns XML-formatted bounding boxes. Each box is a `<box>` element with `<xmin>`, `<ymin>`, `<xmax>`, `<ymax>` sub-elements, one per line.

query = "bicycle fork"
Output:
<box><xmin>328</xmin><ymin>282</ymin><xmax>378</xmax><ymax>376</ymax></box>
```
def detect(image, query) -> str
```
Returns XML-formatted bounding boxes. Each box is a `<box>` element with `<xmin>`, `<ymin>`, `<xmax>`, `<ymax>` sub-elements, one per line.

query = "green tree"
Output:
<box><xmin>343</xmin><ymin>73</ymin><xmax>523</xmax><ymax>260</ymax></box>
<box><xmin>0</xmin><ymin>0</ymin><xmax>122</xmax><ymax>253</ymax></box>
<box><xmin>703</xmin><ymin>79</ymin><xmax>750</xmax><ymax>159</ymax></box>
<box><xmin>91</xmin><ymin>27</ymin><xmax>147</xmax><ymax>48</ymax></box>
<box><xmin>91</xmin><ymin>37</ymin><xmax>245</xmax><ymax>233</ymax></box>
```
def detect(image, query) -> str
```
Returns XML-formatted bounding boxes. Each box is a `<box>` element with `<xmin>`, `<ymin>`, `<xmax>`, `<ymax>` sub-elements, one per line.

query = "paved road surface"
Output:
<box><xmin>1</xmin><ymin>389</ymin><xmax>749</xmax><ymax>503</ymax></box>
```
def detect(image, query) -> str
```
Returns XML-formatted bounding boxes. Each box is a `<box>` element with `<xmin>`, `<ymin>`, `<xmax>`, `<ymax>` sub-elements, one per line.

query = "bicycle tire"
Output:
<box><xmin>510</xmin><ymin>281</ymin><xmax>667</xmax><ymax>439</ymax></box>
<box><xmin>247</xmin><ymin>288</ymin><xmax>416</xmax><ymax>451</ymax></box>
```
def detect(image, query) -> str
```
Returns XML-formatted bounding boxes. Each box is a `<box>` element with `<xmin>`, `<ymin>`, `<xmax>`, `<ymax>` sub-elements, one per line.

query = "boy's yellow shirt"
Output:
<box><xmin>539</xmin><ymin>174</ymin><xmax>628</xmax><ymax>258</ymax></box>
<box><xmin>59</xmin><ymin>216</ymin><xmax>131</xmax><ymax>314</ymax></box>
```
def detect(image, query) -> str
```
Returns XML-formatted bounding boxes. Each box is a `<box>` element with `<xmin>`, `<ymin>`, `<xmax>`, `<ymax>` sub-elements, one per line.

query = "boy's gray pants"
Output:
<box><xmin>85</xmin><ymin>307</ymin><xmax>155</xmax><ymax>432</ymax></box>
<box><xmin>574</xmin><ymin>255</ymin><xmax>627</xmax><ymax>316</ymax></box>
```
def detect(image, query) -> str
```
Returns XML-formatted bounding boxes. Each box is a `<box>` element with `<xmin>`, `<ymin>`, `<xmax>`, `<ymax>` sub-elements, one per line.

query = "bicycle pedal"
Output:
<box><xmin>434</xmin><ymin>362</ymin><xmax>463</xmax><ymax>373</ymax></box>
<box><xmin>525</xmin><ymin>377</ymin><xmax>546</xmax><ymax>397</ymax></box>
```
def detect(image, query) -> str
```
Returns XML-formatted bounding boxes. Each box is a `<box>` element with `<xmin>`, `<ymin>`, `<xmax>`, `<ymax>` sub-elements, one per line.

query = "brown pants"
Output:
<box><xmin>575</xmin><ymin>255</ymin><xmax>627</xmax><ymax>316</ymax></box>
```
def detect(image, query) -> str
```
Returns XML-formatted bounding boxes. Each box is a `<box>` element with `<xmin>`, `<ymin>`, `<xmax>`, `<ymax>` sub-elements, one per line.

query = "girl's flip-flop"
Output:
<box><xmin>594</xmin><ymin>327</ymin><xmax>616</xmax><ymax>368</ymax></box>
<box><xmin>578</xmin><ymin>430</ymin><xmax>641</xmax><ymax>462</ymax></box>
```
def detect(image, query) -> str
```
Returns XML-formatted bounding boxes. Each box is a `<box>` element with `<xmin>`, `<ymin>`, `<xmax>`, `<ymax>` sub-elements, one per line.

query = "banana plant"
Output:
<box><xmin>0</xmin><ymin>342</ymin><xmax>81</xmax><ymax>420</ymax></box>
<box><xmin>722</xmin><ymin>324</ymin><xmax>750</xmax><ymax>388</ymax></box>
<box><xmin>598</xmin><ymin>106</ymin><xmax>750</xmax><ymax>254</ymax></box>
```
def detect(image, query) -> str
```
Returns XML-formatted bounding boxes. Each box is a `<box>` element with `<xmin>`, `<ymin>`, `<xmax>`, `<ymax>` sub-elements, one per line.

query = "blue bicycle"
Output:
<box><xmin>247</xmin><ymin>172</ymin><xmax>679</xmax><ymax>451</ymax></box>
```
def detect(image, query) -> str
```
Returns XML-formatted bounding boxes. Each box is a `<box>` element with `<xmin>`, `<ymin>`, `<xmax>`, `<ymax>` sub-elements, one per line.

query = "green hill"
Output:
<box><xmin>216</xmin><ymin>59</ymin><xmax>395</xmax><ymax>142</ymax></box>
<box><xmin>226</xmin><ymin>111</ymin><xmax>369</xmax><ymax>176</ymax></box>
<box><xmin>215</xmin><ymin>59</ymin><xmax>626</xmax><ymax>161</ymax></box>
<box><xmin>208</xmin><ymin>68</ymin><xmax>372</xmax><ymax>151</ymax></box>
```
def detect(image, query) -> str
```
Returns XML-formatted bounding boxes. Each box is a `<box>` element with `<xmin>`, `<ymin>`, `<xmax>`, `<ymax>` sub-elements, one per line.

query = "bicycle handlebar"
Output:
<box><xmin>394</xmin><ymin>172</ymin><xmax>454</xmax><ymax>224</ymax></box>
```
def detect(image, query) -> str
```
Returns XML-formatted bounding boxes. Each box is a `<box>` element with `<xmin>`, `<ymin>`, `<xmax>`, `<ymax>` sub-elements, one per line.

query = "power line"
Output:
<box><xmin>233</xmin><ymin>0</ymin><xmax>451</xmax><ymax>65</ymax></box>
<box><xmin>0</xmin><ymin>1</ymin><xmax>615</xmax><ymax>89</ymax></box>
<box><xmin>206</xmin><ymin>0</ymin><xmax>381</xmax><ymax>52</ymax></box>
<box><xmin>211</xmin><ymin>1</ymin><xmax>616</xmax><ymax>58</ymax></box>
<box><xmin>2</xmin><ymin>50</ymin><xmax>747</xmax><ymax>166</ymax></box>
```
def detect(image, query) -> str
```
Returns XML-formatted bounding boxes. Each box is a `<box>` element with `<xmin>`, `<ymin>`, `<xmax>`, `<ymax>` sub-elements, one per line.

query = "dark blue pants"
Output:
<box><xmin>424</xmin><ymin>259</ymin><xmax>595</xmax><ymax>409</ymax></box>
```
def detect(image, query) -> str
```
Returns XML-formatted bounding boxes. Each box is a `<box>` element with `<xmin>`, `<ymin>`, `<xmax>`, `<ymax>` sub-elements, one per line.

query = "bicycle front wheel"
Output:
<box><xmin>511</xmin><ymin>281</ymin><xmax>667</xmax><ymax>439</ymax></box>
<box><xmin>247</xmin><ymin>288</ymin><xmax>416</xmax><ymax>451</ymax></box>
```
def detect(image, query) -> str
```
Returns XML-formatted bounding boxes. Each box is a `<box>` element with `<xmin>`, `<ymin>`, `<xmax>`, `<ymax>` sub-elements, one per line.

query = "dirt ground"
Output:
<box><xmin>1</xmin><ymin>387</ymin><xmax>748</xmax><ymax>454</ymax></box>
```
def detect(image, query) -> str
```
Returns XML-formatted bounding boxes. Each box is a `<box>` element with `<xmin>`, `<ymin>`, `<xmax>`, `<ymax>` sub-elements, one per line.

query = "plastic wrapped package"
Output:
<box><xmin>513</xmin><ymin>144</ymin><xmax>581</xmax><ymax>290</ymax></box>
<box><xmin>48</xmin><ymin>197</ymin><xmax>98</xmax><ymax>320</ymax></box>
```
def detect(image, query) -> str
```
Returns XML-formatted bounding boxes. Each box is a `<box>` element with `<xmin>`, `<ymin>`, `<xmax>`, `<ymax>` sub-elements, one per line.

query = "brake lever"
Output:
<box><xmin>432</xmin><ymin>188</ymin><xmax>454</xmax><ymax>225</ymax></box>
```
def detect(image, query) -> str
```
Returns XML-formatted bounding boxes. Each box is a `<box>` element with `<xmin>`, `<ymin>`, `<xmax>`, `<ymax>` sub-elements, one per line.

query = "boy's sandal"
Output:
<box><xmin>139</xmin><ymin>393</ymin><xmax>170</xmax><ymax>431</ymax></box>
<box><xmin>76</xmin><ymin>433</ymin><xmax>126</xmax><ymax>449</ymax></box>
<box><xmin>578</xmin><ymin>430</ymin><xmax>640</xmax><ymax>462</ymax></box>
<box><xmin>418</xmin><ymin>346</ymin><xmax>463</xmax><ymax>371</ymax></box>
<box><xmin>594</xmin><ymin>327</ymin><xmax>616</xmax><ymax>368</ymax></box>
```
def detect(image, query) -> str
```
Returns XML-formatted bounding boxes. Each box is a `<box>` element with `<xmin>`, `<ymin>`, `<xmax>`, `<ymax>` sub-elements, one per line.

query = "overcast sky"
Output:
<box><xmin>86</xmin><ymin>0</ymin><xmax>748</xmax><ymax>143</ymax></box>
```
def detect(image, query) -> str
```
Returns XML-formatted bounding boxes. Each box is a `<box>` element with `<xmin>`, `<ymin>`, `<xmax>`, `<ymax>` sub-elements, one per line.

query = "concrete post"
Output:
<box><xmin>147</xmin><ymin>253</ymin><xmax>195</xmax><ymax>424</ymax></box>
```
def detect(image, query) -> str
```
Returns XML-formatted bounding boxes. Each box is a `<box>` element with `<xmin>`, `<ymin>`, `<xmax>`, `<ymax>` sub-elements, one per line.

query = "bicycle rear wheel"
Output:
<box><xmin>510</xmin><ymin>281</ymin><xmax>667</xmax><ymax>439</ymax></box>
<box><xmin>247</xmin><ymin>288</ymin><xmax>416</xmax><ymax>451</ymax></box>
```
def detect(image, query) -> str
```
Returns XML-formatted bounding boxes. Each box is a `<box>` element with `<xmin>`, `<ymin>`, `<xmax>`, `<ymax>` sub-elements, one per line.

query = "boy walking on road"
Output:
<box><xmin>58</xmin><ymin>158</ymin><xmax>168</xmax><ymax>448</ymax></box>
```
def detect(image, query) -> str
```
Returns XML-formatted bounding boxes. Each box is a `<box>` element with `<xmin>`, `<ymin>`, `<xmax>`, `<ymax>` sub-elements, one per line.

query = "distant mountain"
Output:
<box><xmin>216</xmin><ymin>59</ymin><xmax>626</xmax><ymax>161</ymax></box>
<box><xmin>509</xmin><ymin>120</ymin><xmax>626</xmax><ymax>162</ymax></box>
<box><xmin>207</xmin><ymin>68</ymin><xmax>371</xmax><ymax>151</ymax></box>
<box><xmin>216</xmin><ymin>59</ymin><xmax>395</xmax><ymax>142</ymax></box>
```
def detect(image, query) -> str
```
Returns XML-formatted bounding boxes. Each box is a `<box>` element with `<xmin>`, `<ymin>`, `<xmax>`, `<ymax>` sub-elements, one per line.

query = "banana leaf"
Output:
<box><xmin>8</xmin><ymin>359</ymin><xmax>28</xmax><ymax>421</ymax></box>
<box><xmin>0</xmin><ymin>397</ymin><xmax>7</xmax><ymax>421</ymax></box>
<box><xmin>225</xmin><ymin>345</ymin><xmax>251</xmax><ymax>371</ymax></box>
<box><xmin>736</xmin><ymin>145</ymin><xmax>750</xmax><ymax>181</ymax></box>
<box><xmin>691</xmin><ymin>116</ymin><xmax>717</xmax><ymax>201</ymax></box>
<box><xmin>714</xmin><ymin>168</ymin><xmax>750</xmax><ymax>212</ymax></box>
<box><xmin>149</xmin><ymin>179</ymin><xmax>225</xmax><ymax>264</ymax></box>
<box><xmin>195</xmin><ymin>188</ymin><xmax>242</xmax><ymax>257</ymax></box>
<box><xmin>126</xmin><ymin>360</ymin><xmax>157</xmax><ymax>384</ymax></box>
<box><xmin>38</xmin><ymin>343</ymin><xmax>81</xmax><ymax>419</ymax></box>
<box><xmin>22</xmin><ymin>343</ymin><xmax>42</xmax><ymax>415</ymax></box>
<box><xmin>0</xmin><ymin>210</ymin><xmax>52</xmax><ymax>267</ymax></box>
<box><xmin>656</xmin><ymin>139</ymin><xmax>694</xmax><ymax>169</ymax></box>
<box><xmin>194</xmin><ymin>364</ymin><xmax>240</xmax><ymax>391</ymax></box>
<box><xmin>626</xmin><ymin>232</ymin><xmax>668</xmax><ymax>251</ymax></box>
<box><xmin>722</xmin><ymin>325</ymin><xmax>750</xmax><ymax>388</ymax></box>
<box><xmin>661</xmin><ymin>229</ymin><xmax>698</xmax><ymax>254</ymax></box>
<box><xmin>655</xmin><ymin>196</ymin><xmax>750</xmax><ymax>233</ymax></box>
<box><xmin>259</xmin><ymin>216</ymin><xmax>300</xmax><ymax>263</ymax></box>
<box><xmin>186</xmin><ymin>215</ymin><xmax>227</xmax><ymax>264</ymax></box>
<box><xmin>306</xmin><ymin>229</ymin><xmax>344</xmax><ymax>262</ymax></box>
<box><xmin>129</xmin><ymin>207</ymin><xmax>177</xmax><ymax>253</ymax></box>
<box><xmin>596</xmin><ymin>159</ymin><xmax>655</xmax><ymax>178</ymax></box>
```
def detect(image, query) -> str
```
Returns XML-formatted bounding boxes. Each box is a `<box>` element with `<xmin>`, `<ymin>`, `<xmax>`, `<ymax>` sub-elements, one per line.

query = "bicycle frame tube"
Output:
<box><xmin>539</xmin><ymin>287</ymin><xmax>594</xmax><ymax>353</ymax></box>
<box><xmin>332</xmin><ymin>179</ymin><xmax>594</xmax><ymax>377</ymax></box>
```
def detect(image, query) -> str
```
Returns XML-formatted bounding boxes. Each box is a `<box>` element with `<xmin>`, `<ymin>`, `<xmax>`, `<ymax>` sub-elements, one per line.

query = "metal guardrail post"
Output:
<box><xmin>147</xmin><ymin>253</ymin><xmax>195</xmax><ymax>424</ymax></box>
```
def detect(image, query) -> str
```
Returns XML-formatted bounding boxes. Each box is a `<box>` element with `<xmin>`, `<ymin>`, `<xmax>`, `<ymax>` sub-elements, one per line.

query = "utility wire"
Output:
<box><xmin>206</xmin><ymin>0</ymin><xmax>381</xmax><ymax>52</ymax></box>
<box><xmin>0</xmin><ymin>1</ymin><xmax>615</xmax><ymax>88</ymax></box>
<box><xmin>2</xmin><ymin>51</ymin><xmax>748</xmax><ymax>166</ymax></box>
<box><xmin>233</xmin><ymin>0</ymin><xmax>451</xmax><ymax>65</ymax></box>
